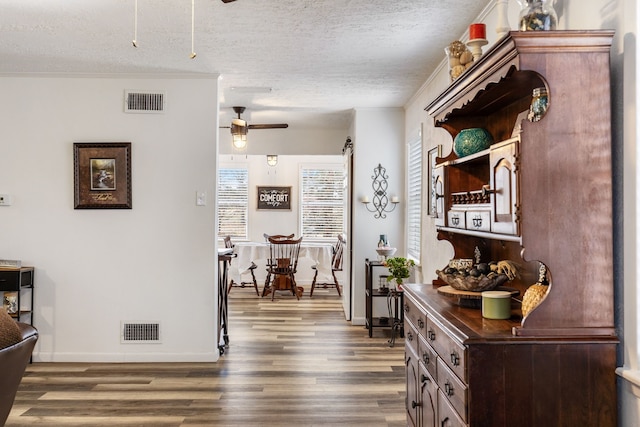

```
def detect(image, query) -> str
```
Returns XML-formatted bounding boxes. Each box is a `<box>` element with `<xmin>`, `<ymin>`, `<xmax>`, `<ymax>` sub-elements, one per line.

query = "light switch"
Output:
<box><xmin>196</xmin><ymin>191</ymin><xmax>206</xmax><ymax>206</ymax></box>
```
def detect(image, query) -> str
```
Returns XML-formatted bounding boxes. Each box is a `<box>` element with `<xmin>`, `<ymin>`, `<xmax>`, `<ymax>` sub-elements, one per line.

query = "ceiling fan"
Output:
<box><xmin>222</xmin><ymin>106</ymin><xmax>288</xmax><ymax>150</ymax></box>
<box><xmin>223</xmin><ymin>106</ymin><xmax>289</xmax><ymax>131</ymax></box>
<box><xmin>221</xmin><ymin>0</ymin><xmax>236</xmax><ymax>3</ymax></box>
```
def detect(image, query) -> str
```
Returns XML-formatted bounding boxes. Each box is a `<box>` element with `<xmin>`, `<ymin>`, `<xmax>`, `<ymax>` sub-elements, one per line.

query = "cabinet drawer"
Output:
<box><xmin>425</xmin><ymin>318</ymin><xmax>466</xmax><ymax>382</ymax></box>
<box><xmin>466</xmin><ymin>210</ymin><xmax>491</xmax><ymax>232</ymax></box>
<box><xmin>447</xmin><ymin>210</ymin><xmax>466</xmax><ymax>229</ymax></box>
<box><xmin>438</xmin><ymin>389</ymin><xmax>467</xmax><ymax>427</ymax></box>
<box><xmin>0</xmin><ymin>270</ymin><xmax>21</xmax><ymax>291</ymax></box>
<box><xmin>418</xmin><ymin>333</ymin><xmax>438</xmax><ymax>379</ymax></box>
<box><xmin>404</xmin><ymin>319</ymin><xmax>419</xmax><ymax>356</ymax></box>
<box><xmin>403</xmin><ymin>295</ymin><xmax>426</xmax><ymax>334</ymax></box>
<box><xmin>437</xmin><ymin>358</ymin><xmax>468</xmax><ymax>423</ymax></box>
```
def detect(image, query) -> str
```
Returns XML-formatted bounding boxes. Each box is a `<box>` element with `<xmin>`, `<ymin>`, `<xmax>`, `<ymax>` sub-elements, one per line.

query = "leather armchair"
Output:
<box><xmin>0</xmin><ymin>322</ymin><xmax>38</xmax><ymax>426</ymax></box>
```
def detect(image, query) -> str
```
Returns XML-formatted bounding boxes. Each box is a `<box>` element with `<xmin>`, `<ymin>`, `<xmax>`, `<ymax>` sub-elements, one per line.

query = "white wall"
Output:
<box><xmin>351</xmin><ymin>108</ymin><xmax>405</xmax><ymax>325</ymax></box>
<box><xmin>405</xmin><ymin>0</ymin><xmax>636</xmax><ymax>424</ymax></box>
<box><xmin>0</xmin><ymin>75</ymin><xmax>219</xmax><ymax>362</ymax></box>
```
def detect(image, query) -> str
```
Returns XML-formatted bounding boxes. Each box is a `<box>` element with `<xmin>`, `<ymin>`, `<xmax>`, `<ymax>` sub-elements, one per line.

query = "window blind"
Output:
<box><xmin>218</xmin><ymin>167</ymin><xmax>248</xmax><ymax>239</ymax></box>
<box><xmin>407</xmin><ymin>137</ymin><xmax>422</xmax><ymax>261</ymax></box>
<box><xmin>301</xmin><ymin>166</ymin><xmax>345</xmax><ymax>239</ymax></box>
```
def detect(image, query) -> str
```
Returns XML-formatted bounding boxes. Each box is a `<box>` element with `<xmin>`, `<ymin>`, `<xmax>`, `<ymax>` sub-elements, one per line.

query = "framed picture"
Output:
<box><xmin>427</xmin><ymin>145</ymin><xmax>442</xmax><ymax>217</ymax></box>
<box><xmin>257</xmin><ymin>186</ymin><xmax>291</xmax><ymax>210</ymax></box>
<box><xmin>73</xmin><ymin>142</ymin><xmax>132</xmax><ymax>209</ymax></box>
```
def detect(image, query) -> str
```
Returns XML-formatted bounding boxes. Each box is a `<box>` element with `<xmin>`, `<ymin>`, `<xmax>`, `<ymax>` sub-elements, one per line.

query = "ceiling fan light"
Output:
<box><xmin>266</xmin><ymin>155</ymin><xmax>278</xmax><ymax>167</ymax></box>
<box><xmin>232</xmin><ymin>133</ymin><xmax>247</xmax><ymax>150</ymax></box>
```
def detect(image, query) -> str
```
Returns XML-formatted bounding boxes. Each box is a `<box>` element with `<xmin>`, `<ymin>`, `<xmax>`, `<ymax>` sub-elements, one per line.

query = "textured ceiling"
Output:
<box><xmin>0</xmin><ymin>0</ymin><xmax>488</xmax><ymax>129</ymax></box>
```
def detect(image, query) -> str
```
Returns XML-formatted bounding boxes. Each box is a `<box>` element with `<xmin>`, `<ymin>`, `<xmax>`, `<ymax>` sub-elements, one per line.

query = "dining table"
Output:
<box><xmin>229</xmin><ymin>241</ymin><xmax>335</xmax><ymax>285</ymax></box>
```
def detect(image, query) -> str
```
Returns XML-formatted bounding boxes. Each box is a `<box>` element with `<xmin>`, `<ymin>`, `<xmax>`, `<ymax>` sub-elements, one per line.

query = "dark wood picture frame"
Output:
<box><xmin>427</xmin><ymin>145</ymin><xmax>441</xmax><ymax>218</ymax></box>
<box><xmin>74</xmin><ymin>142</ymin><xmax>132</xmax><ymax>209</ymax></box>
<box><xmin>257</xmin><ymin>186</ymin><xmax>291</xmax><ymax>210</ymax></box>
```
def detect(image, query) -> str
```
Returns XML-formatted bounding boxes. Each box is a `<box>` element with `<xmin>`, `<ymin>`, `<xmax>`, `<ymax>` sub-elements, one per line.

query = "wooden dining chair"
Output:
<box><xmin>224</xmin><ymin>236</ymin><xmax>259</xmax><ymax>296</ymax></box>
<box><xmin>263</xmin><ymin>236</ymin><xmax>303</xmax><ymax>300</ymax></box>
<box><xmin>263</xmin><ymin>233</ymin><xmax>294</xmax><ymax>241</ymax></box>
<box><xmin>310</xmin><ymin>233</ymin><xmax>346</xmax><ymax>297</ymax></box>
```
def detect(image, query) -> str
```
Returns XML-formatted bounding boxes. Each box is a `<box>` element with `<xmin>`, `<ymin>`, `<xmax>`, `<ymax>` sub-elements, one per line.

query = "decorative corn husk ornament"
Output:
<box><xmin>522</xmin><ymin>262</ymin><xmax>549</xmax><ymax>317</ymax></box>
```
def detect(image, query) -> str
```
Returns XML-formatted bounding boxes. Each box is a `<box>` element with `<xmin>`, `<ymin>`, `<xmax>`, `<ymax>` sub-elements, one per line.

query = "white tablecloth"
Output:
<box><xmin>230</xmin><ymin>242</ymin><xmax>334</xmax><ymax>283</ymax></box>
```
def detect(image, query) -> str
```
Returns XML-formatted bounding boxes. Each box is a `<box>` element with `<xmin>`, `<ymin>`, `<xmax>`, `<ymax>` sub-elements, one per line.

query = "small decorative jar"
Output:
<box><xmin>517</xmin><ymin>0</ymin><xmax>557</xmax><ymax>31</ymax></box>
<box><xmin>528</xmin><ymin>87</ymin><xmax>549</xmax><ymax>122</ymax></box>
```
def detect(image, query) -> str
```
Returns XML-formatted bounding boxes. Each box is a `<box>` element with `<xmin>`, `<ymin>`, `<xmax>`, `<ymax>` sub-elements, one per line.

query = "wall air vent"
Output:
<box><xmin>124</xmin><ymin>90</ymin><xmax>165</xmax><ymax>113</ymax></box>
<box><xmin>121</xmin><ymin>321</ymin><xmax>161</xmax><ymax>343</ymax></box>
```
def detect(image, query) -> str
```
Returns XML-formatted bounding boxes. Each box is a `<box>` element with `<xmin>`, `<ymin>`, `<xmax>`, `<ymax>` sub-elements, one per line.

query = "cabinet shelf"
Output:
<box><xmin>436</xmin><ymin>226</ymin><xmax>521</xmax><ymax>242</ymax></box>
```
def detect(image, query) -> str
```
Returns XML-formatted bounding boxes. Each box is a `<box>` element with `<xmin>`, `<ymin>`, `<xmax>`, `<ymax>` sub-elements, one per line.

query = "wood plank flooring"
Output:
<box><xmin>7</xmin><ymin>288</ymin><xmax>406</xmax><ymax>426</ymax></box>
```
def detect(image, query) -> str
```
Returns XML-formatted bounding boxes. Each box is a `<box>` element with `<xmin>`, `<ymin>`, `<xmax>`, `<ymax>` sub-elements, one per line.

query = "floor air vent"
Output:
<box><xmin>124</xmin><ymin>90</ymin><xmax>165</xmax><ymax>113</ymax></box>
<box><xmin>121</xmin><ymin>322</ymin><xmax>161</xmax><ymax>343</ymax></box>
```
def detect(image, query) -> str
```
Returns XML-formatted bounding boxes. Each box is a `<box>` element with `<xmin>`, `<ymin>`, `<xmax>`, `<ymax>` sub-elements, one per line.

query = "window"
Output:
<box><xmin>407</xmin><ymin>136</ymin><xmax>422</xmax><ymax>262</ymax></box>
<box><xmin>300</xmin><ymin>165</ymin><xmax>345</xmax><ymax>239</ymax></box>
<box><xmin>218</xmin><ymin>167</ymin><xmax>248</xmax><ymax>239</ymax></box>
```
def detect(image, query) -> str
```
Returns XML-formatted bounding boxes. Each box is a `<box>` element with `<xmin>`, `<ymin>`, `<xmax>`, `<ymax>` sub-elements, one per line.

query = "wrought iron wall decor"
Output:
<box><xmin>362</xmin><ymin>163</ymin><xmax>399</xmax><ymax>219</ymax></box>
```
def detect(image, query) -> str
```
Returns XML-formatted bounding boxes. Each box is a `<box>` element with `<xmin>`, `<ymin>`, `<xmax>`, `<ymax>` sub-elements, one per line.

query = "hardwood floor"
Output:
<box><xmin>7</xmin><ymin>288</ymin><xmax>406</xmax><ymax>426</ymax></box>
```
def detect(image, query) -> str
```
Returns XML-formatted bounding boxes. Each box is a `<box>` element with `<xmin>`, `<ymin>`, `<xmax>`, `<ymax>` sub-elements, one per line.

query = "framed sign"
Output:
<box><xmin>257</xmin><ymin>186</ymin><xmax>291</xmax><ymax>210</ymax></box>
<box><xmin>73</xmin><ymin>142</ymin><xmax>132</xmax><ymax>209</ymax></box>
<box><xmin>427</xmin><ymin>145</ymin><xmax>442</xmax><ymax>217</ymax></box>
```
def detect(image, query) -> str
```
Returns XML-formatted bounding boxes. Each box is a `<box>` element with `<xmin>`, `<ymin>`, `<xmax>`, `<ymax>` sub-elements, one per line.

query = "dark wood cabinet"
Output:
<box><xmin>407</xmin><ymin>31</ymin><xmax>617</xmax><ymax>427</ymax></box>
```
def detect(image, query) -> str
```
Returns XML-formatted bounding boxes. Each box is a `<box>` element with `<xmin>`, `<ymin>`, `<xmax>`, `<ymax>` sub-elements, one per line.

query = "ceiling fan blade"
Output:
<box><xmin>248</xmin><ymin>124</ymin><xmax>289</xmax><ymax>130</ymax></box>
<box><xmin>221</xmin><ymin>0</ymin><xmax>236</xmax><ymax>3</ymax></box>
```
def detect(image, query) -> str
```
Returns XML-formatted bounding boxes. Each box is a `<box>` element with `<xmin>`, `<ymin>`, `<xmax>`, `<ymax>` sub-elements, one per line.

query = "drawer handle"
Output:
<box><xmin>428</xmin><ymin>329</ymin><xmax>436</xmax><ymax>341</ymax></box>
<box><xmin>445</xmin><ymin>381</ymin><xmax>454</xmax><ymax>397</ymax></box>
<box><xmin>422</xmin><ymin>352</ymin><xmax>429</xmax><ymax>364</ymax></box>
<box><xmin>472</xmin><ymin>215</ymin><xmax>483</xmax><ymax>228</ymax></box>
<box><xmin>407</xmin><ymin>331</ymin><xmax>414</xmax><ymax>342</ymax></box>
<box><xmin>441</xmin><ymin>417</ymin><xmax>451</xmax><ymax>427</ymax></box>
<box><xmin>417</xmin><ymin>318</ymin><xmax>424</xmax><ymax>329</ymax></box>
<box><xmin>451</xmin><ymin>216</ymin><xmax>460</xmax><ymax>226</ymax></box>
<box><xmin>411</xmin><ymin>400</ymin><xmax>421</xmax><ymax>409</ymax></box>
<box><xmin>420</xmin><ymin>374</ymin><xmax>430</xmax><ymax>384</ymax></box>
<box><xmin>450</xmin><ymin>352</ymin><xmax>460</xmax><ymax>366</ymax></box>
<box><xmin>404</xmin><ymin>303</ymin><xmax>409</xmax><ymax>313</ymax></box>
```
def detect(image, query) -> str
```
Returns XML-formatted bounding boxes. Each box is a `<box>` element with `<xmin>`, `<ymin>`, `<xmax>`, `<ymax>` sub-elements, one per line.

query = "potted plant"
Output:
<box><xmin>384</xmin><ymin>257</ymin><xmax>415</xmax><ymax>286</ymax></box>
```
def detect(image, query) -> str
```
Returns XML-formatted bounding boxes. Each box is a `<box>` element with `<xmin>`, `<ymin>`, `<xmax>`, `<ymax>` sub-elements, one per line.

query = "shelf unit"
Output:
<box><xmin>364</xmin><ymin>259</ymin><xmax>403</xmax><ymax>338</ymax></box>
<box><xmin>0</xmin><ymin>267</ymin><xmax>35</xmax><ymax>325</ymax></box>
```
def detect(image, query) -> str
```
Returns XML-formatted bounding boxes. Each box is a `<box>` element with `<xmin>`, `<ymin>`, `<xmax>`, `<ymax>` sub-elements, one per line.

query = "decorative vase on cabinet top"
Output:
<box><xmin>517</xmin><ymin>0</ymin><xmax>557</xmax><ymax>31</ymax></box>
<box><xmin>453</xmin><ymin>128</ymin><xmax>494</xmax><ymax>158</ymax></box>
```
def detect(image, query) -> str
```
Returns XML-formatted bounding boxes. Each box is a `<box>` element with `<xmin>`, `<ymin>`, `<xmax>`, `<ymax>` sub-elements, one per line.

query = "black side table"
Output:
<box><xmin>365</xmin><ymin>259</ymin><xmax>404</xmax><ymax>339</ymax></box>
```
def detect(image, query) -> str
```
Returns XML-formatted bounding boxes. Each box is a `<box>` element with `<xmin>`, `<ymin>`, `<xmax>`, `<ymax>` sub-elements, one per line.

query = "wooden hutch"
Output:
<box><xmin>403</xmin><ymin>31</ymin><xmax>617</xmax><ymax>427</ymax></box>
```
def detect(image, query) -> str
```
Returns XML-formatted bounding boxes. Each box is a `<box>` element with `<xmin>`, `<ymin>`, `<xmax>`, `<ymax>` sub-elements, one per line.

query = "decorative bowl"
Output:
<box><xmin>437</xmin><ymin>269</ymin><xmax>509</xmax><ymax>292</ymax></box>
<box><xmin>453</xmin><ymin>128</ymin><xmax>494</xmax><ymax>157</ymax></box>
<box><xmin>376</xmin><ymin>247</ymin><xmax>397</xmax><ymax>258</ymax></box>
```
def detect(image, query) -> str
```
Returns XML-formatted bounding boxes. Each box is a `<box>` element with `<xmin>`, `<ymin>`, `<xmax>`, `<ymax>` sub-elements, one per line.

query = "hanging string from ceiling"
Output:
<box><xmin>190</xmin><ymin>0</ymin><xmax>197</xmax><ymax>59</ymax></box>
<box><xmin>132</xmin><ymin>0</ymin><xmax>138</xmax><ymax>47</ymax></box>
<box><xmin>131</xmin><ymin>0</ymin><xmax>198</xmax><ymax>59</ymax></box>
